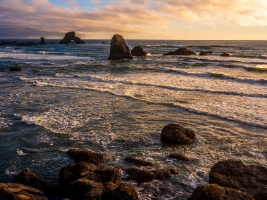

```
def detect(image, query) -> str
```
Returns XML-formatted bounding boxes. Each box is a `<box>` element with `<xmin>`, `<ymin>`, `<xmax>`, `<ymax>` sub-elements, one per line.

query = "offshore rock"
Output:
<box><xmin>209</xmin><ymin>159</ymin><xmax>267</xmax><ymax>200</ymax></box>
<box><xmin>124</xmin><ymin>157</ymin><xmax>154</xmax><ymax>166</ymax></box>
<box><xmin>12</xmin><ymin>168</ymin><xmax>56</xmax><ymax>197</ymax></box>
<box><xmin>0</xmin><ymin>183</ymin><xmax>48</xmax><ymax>200</ymax></box>
<box><xmin>221</xmin><ymin>53</ymin><xmax>230</xmax><ymax>57</ymax></box>
<box><xmin>163</xmin><ymin>48</ymin><xmax>195</xmax><ymax>56</ymax></box>
<box><xmin>131</xmin><ymin>46</ymin><xmax>147</xmax><ymax>56</ymax></box>
<box><xmin>67</xmin><ymin>148</ymin><xmax>105</xmax><ymax>167</ymax></box>
<box><xmin>59</xmin><ymin>161</ymin><xmax>98</xmax><ymax>185</ymax></box>
<box><xmin>108</xmin><ymin>34</ymin><xmax>133</xmax><ymax>60</ymax></box>
<box><xmin>187</xmin><ymin>184</ymin><xmax>254</xmax><ymax>200</ymax></box>
<box><xmin>112</xmin><ymin>184</ymin><xmax>140</xmax><ymax>200</ymax></box>
<box><xmin>199</xmin><ymin>50</ymin><xmax>213</xmax><ymax>56</ymax></box>
<box><xmin>10</xmin><ymin>65</ymin><xmax>21</xmax><ymax>71</ymax></box>
<box><xmin>168</xmin><ymin>153</ymin><xmax>190</xmax><ymax>161</ymax></box>
<box><xmin>161</xmin><ymin>124</ymin><xmax>196</xmax><ymax>145</ymax></box>
<box><xmin>59</xmin><ymin>31</ymin><xmax>85</xmax><ymax>44</ymax></box>
<box><xmin>40</xmin><ymin>37</ymin><xmax>46</xmax><ymax>44</ymax></box>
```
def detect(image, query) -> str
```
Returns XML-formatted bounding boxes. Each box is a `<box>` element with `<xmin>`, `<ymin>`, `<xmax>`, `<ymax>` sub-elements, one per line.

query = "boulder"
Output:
<box><xmin>66</xmin><ymin>178</ymin><xmax>104</xmax><ymax>199</ymax></box>
<box><xmin>10</xmin><ymin>66</ymin><xmax>21</xmax><ymax>71</ymax></box>
<box><xmin>124</xmin><ymin>157</ymin><xmax>154</xmax><ymax>166</ymax></box>
<box><xmin>0</xmin><ymin>183</ymin><xmax>48</xmax><ymax>200</ymax></box>
<box><xmin>124</xmin><ymin>168</ymin><xmax>176</xmax><ymax>183</ymax></box>
<box><xmin>161</xmin><ymin>124</ymin><xmax>196</xmax><ymax>145</ymax></box>
<box><xmin>209</xmin><ymin>159</ymin><xmax>267</xmax><ymax>200</ymax></box>
<box><xmin>199</xmin><ymin>50</ymin><xmax>213</xmax><ymax>56</ymax></box>
<box><xmin>112</xmin><ymin>184</ymin><xmax>140</xmax><ymax>200</ymax></box>
<box><xmin>163</xmin><ymin>48</ymin><xmax>196</xmax><ymax>56</ymax></box>
<box><xmin>131</xmin><ymin>46</ymin><xmax>147</xmax><ymax>56</ymax></box>
<box><xmin>59</xmin><ymin>161</ymin><xmax>98</xmax><ymax>185</ymax></box>
<box><xmin>187</xmin><ymin>184</ymin><xmax>254</xmax><ymax>200</ymax></box>
<box><xmin>108</xmin><ymin>34</ymin><xmax>133</xmax><ymax>60</ymax></box>
<box><xmin>12</xmin><ymin>168</ymin><xmax>56</xmax><ymax>197</ymax></box>
<box><xmin>221</xmin><ymin>53</ymin><xmax>230</xmax><ymax>57</ymax></box>
<box><xmin>67</xmin><ymin>148</ymin><xmax>105</xmax><ymax>167</ymax></box>
<box><xmin>168</xmin><ymin>153</ymin><xmax>190</xmax><ymax>161</ymax></box>
<box><xmin>59</xmin><ymin>31</ymin><xmax>85</xmax><ymax>44</ymax></box>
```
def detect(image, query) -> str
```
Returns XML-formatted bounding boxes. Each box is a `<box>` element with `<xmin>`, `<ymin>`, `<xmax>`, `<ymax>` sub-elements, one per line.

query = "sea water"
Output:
<box><xmin>0</xmin><ymin>40</ymin><xmax>267</xmax><ymax>199</ymax></box>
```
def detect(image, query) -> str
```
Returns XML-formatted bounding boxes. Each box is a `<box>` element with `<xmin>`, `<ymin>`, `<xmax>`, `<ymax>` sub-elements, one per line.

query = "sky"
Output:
<box><xmin>0</xmin><ymin>0</ymin><xmax>267</xmax><ymax>40</ymax></box>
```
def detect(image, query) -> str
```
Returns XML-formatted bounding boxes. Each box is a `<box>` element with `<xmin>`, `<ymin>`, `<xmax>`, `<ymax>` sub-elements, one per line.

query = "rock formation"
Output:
<box><xmin>161</xmin><ymin>124</ymin><xmax>196</xmax><ymax>145</ymax></box>
<box><xmin>163</xmin><ymin>48</ymin><xmax>196</xmax><ymax>56</ymax></box>
<box><xmin>59</xmin><ymin>31</ymin><xmax>85</xmax><ymax>44</ymax></box>
<box><xmin>108</xmin><ymin>34</ymin><xmax>133</xmax><ymax>60</ymax></box>
<box><xmin>221</xmin><ymin>53</ymin><xmax>230</xmax><ymax>57</ymax></box>
<box><xmin>40</xmin><ymin>37</ymin><xmax>46</xmax><ymax>44</ymax></box>
<box><xmin>131</xmin><ymin>46</ymin><xmax>147</xmax><ymax>56</ymax></box>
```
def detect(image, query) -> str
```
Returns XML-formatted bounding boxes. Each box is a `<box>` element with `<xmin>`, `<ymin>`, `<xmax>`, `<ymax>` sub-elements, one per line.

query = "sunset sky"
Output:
<box><xmin>0</xmin><ymin>0</ymin><xmax>267</xmax><ymax>39</ymax></box>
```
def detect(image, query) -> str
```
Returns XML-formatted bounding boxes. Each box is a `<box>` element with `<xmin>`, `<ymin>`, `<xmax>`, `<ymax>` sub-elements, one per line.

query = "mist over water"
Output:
<box><xmin>0</xmin><ymin>40</ymin><xmax>267</xmax><ymax>199</ymax></box>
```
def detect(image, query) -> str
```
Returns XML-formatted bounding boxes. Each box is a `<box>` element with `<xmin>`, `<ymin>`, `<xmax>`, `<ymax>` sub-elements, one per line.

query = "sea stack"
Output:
<box><xmin>59</xmin><ymin>31</ymin><xmax>85</xmax><ymax>44</ymax></box>
<box><xmin>40</xmin><ymin>37</ymin><xmax>46</xmax><ymax>44</ymax></box>
<box><xmin>131</xmin><ymin>46</ymin><xmax>147</xmax><ymax>56</ymax></box>
<box><xmin>108</xmin><ymin>34</ymin><xmax>133</xmax><ymax>60</ymax></box>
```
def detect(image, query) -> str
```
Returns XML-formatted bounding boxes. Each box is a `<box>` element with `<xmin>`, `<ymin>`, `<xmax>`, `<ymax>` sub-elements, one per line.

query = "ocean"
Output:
<box><xmin>0</xmin><ymin>39</ymin><xmax>267</xmax><ymax>199</ymax></box>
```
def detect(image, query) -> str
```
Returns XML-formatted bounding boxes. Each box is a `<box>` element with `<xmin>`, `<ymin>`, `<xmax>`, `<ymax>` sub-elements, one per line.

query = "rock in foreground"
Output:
<box><xmin>209</xmin><ymin>159</ymin><xmax>267</xmax><ymax>200</ymax></box>
<box><xmin>161</xmin><ymin>124</ymin><xmax>196</xmax><ymax>145</ymax></box>
<box><xmin>187</xmin><ymin>184</ymin><xmax>254</xmax><ymax>200</ymax></box>
<box><xmin>131</xmin><ymin>46</ymin><xmax>147</xmax><ymax>56</ymax></box>
<box><xmin>59</xmin><ymin>31</ymin><xmax>85</xmax><ymax>44</ymax></box>
<box><xmin>108</xmin><ymin>34</ymin><xmax>133</xmax><ymax>60</ymax></box>
<box><xmin>0</xmin><ymin>183</ymin><xmax>48</xmax><ymax>200</ymax></box>
<box><xmin>112</xmin><ymin>184</ymin><xmax>140</xmax><ymax>200</ymax></box>
<box><xmin>163</xmin><ymin>48</ymin><xmax>195</xmax><ymax>56</ymax></box>
<box><xmin>168</xmin><ymin>153</ymin><xmax>190</xmax><ymax>161</ymax></box>
<box><xmin>67</xmin><ymin>148</ymin><xmax>105</xmax><ymax>167</ymax></box>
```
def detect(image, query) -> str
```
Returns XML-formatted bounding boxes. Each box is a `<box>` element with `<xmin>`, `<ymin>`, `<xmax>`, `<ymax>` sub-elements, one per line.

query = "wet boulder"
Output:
<box><xmin>12</xmin><ymin>168</ymin><xmax>56</xmax><ymax>197</ymax></box>
<box><xmin>187</xmin><ymin>184</ymin><xmax>254</xmax><ymax>200</ymax></box>
<box><xmin>59</xmin><ymin>161</ymin><xmax>98</xmax><ymax>185</ymax></box>
<box><xmin>67</xmin><ymin>148</ymin><xmax>105</xmax><ymax>167</ymax></box>
<box><xmin>151</xmin><ymin>169</ymin><xmax>173</xmax><ymax>180</ymax></box>
<box><xmin>112</xmin><ymin>184</ymin><xmax>140</xmax><ymax>200</ymax></box>
<box><xmin>221</xmin><ymin>53</ymin><xmax>230</xmax><ymax>57</ymax></box>
<box><xmin>59</xmin><ymin>31</ymin><xmax>85</xmax><ymax>44</ymax></box>
<box><xmin>131</xmin><ymin>46</ymin><xmax>147</xmax><ymax>56</ymax></box>
<box><xmin>199</xmin><ymin>50</ymin><xmax>213</xmax><ymax>56</ymax></box>
<box><xmin>161</xmin><ymin>124</ymin><xmax>196</xmax><ymax>145</ymax></box>
<box><xmin>209</xmin><ymin>159</ymin><xmax>267</xmax><ymax>200</ymax></box>
<box><xmin>124</xmin><ymin>157</ymin><xmax>154</xmax><ymax>166</ymax></box>
<box><xmin>108</xmin><ymin>34</ymin><xmax>133</xmax><ymax>60</ymax></box>
<box><xmin>0</xmin><ymin>183</ymin><xmax>48</xmax><ymax>200</ymax></box>
<box><xmin>168</xmin><ymin>153</ymin><xmax>190</xmax><ymax>161</ymax></box>
<box><xmin>163</xmin><ymin>48</ymin><xmax>195</xmax><ymax>56</ymax></box>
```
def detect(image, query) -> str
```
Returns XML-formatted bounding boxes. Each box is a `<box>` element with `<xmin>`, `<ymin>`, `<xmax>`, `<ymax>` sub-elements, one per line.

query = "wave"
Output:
<box><xmin>20</xmin><ymin>76</ymin><xmax>267</xmax><ymax>130</ymax></box>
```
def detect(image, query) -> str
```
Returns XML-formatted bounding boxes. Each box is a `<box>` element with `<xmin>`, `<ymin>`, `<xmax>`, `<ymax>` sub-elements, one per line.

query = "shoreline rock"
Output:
<box><xmin>108</xmin><ymin>34</ymin><xmax>133</xmax><ymax>60</ymax></box>
<box><xmin>131</xmin><ymin>46</ymin><xmax>147</xmax><ymax>56</ymax></box>
<box><xmin>199</xmin><ymin>50</ymin><xmax>213</xmax><ymax>56</ymax></box>
<box><xmin>124</xmin><ymin>157</ymin><xmax>154</xmax><ymax>166</ymax></box>
<box><xmin>168</xmin><ymin>153</ymin><xmax>190</xmax><ymax>161</ymax></box>
<box><xmin>59</xmin><ymin>31</ymin><xmax>85</xmax><ymax>44</ymax></box>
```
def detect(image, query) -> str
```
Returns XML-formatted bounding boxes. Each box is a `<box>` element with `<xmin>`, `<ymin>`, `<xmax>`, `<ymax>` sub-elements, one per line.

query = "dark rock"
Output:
<box><xmin>221</xmin><ymin>53</ymin><xmax>230</xmax><ymax>57</ymax></box>
<box><xmin>187</xmin><ymin>184</ymin><xmax>254</xmax><ymax>200</ymax></box>
<box><xmin>67</xmin><ymin>178</ymin><xmax>103</xmax><ymax>199</ymax></box>
<box><xmin>169</xmin><ymin>168</ymin><xmax>179</xmax><ymax>174</ymax></box>
<box><xmin>67</xmin><ymin>148</ymin><xmax>105</xmax><ymax>167</ymax></box>
<box><xmin>0</xmin><ymin>183</ymin><xmax>48</xmax><ymax>200</ymax></box>
<box><xmin>161</xmin><ymin>124</ymin><xmax>196</xmax><ymax>145</ymax></box>
<box><xmin>168</xmin><ymin>153</ymin><xmax>190</xmax><ymax>161</ymax></box>
<box><xmin>16</xmin><ymin>42</ymin><xmax>35</xmax><ymax>46</ymax></box>
<box><xmin>131</xmin><ymin>46</ymin><xmax>147</xmax><ymax>56</ymax></box>
<box><xmin>199</xmin><ymin>50</ymin><xmax>213</xmax><ymax>56</ymax></box>
<box><xmin>59</xmin><ymin>31</ymin><xmax>85</xmax><ymax>44</ymax></box>
<box><xmin>12</xmin><ymin>168</ymin><xmax>56</xmax><ymax>197</ymax></box>
<box><xmin>163</xmin><ymin>48</ymin><xmax>195</xmax><ymax>56</ymax></box>
<box><xmin>209</xmin><ymin>159</ymin><xmax>267</xmax><ymax>200</ymax></box>
<box><xmin>2</xmin><ymin>41</ymin><xmax>17</xmax><ymax>45</ymax></box>
<box><xmin>124</xmin><ymin>168</ymin><xmax>156</xmax><ymax>183</ymax></box>
<box><xmin>40</xmin><ymin>37</ymin><xmax>46</xmax><ymax>44</ymax></box>
<box><xmin>108</xmin><ymin>34</ymin><xmax>133</xmax><ymax>60</ymax></box>
<box><xmin>10</xmin><ymin>66</ymin><xmax>21</xmax><ymax>71</ymax></box>
<box><xmin>124</xmin><ymin>157</ymin><xmax>153</xmax><ymax>166</ymax></box>
<box><xmin>59</xmin><ymin>161</ymin><xmax>98</xmax><ymax>185</ymax></box>
<box><xmin>112</xmin><ymin>184</ymin><xmax>140</xmax><ymax>200</ymax></box>
<box><xmin>151</xmin><ymin>169</ymin><xmax>172</xmax><ymax>180</ymax></box>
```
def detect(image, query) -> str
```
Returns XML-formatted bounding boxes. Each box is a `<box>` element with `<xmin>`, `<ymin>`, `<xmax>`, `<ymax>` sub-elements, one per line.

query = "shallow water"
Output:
<box><xmin>0</xmin><ymin>40</ymin><xmax>267</xmax><ymax>199</ymax></box>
